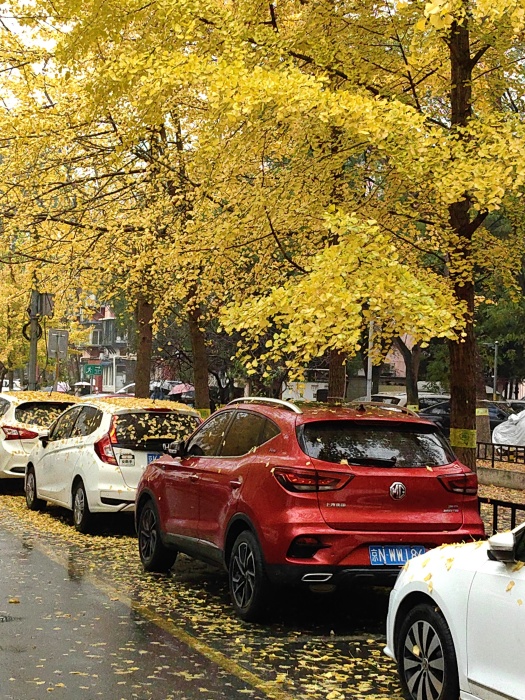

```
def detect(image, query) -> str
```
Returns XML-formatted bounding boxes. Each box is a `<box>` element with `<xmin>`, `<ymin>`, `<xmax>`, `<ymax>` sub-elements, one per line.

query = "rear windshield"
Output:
<box><xmin>297</xmin><ymin>420</ymin><xmax>455</xmax><ymax>467</ymax></box>
<box><xmin>114</xmin><ymin>411</ymin><xmax>199</xmax><ymax>447</ymax></box>
<box><xmin>15</xmin><ymin>402</ymin><xmax>75</xmax><ymax>428</ymax></box>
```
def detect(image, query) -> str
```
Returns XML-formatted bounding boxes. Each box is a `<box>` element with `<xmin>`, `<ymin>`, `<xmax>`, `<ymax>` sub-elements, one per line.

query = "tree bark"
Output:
<box><xmin>395</xmin><ymin>337</ymin><xmax>421</xmax><ymax>407</ymax></box>
<box><xmin>135</xmin><ymin>295</ymin><xmax>154</xmax><ymax>398</ymax></box>
<box><xmin>187</xmin><ymin>305</ymin><xmax>210</xmax><ymax>411</ymax></box>
<box><xmin>447</xmin><ymin>22</ymin><xmax>478</xmax><ymax>470</ymax></box>
<box><xmin>328</xmin><ymin>349</ymin><xmax>346</xmax><ymax>400</ymax></box>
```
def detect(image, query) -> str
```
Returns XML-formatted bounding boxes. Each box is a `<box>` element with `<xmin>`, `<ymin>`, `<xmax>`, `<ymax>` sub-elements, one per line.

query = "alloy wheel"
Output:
<box><xmin>139</xmin><ymin>507</ymin><xmax>157</xmax><ymax>563</ymax></box>
<box><xmin>26</xmin><ymin>471</ymin><xmax>36</xmax><ymax>506</ymax></box>
<box><xmin>402</xmin><ymin>619</ymin><xmax>445</xmax><ymax>700</ymax></box>
<box><xmin>73</xmin><ymin>487</ymin><xmax>86</xmax><ymax>525</ymax></box>
<box><xmin>230</xmin><ymin>541</ymin><xmax>256</xmax><ymax>609</ymax></box>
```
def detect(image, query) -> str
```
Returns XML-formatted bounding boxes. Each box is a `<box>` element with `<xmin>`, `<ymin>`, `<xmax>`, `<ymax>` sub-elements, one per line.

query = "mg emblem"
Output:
<box><xmin>390</xmin><ymin>482</ymin><xmax>406</xmax><ymax>500</ymax></box>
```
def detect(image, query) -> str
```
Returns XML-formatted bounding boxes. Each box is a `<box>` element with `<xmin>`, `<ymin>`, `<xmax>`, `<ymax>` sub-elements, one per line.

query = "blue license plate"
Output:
<box><xmin>147</xmin><ymin>453</ymin><xmax>161</xmax><ymax>464</ymax></box>
<box><xmin>369</xmin><ymin>545</ymin><xmax>426</xmax><ymax>566</ymax></box>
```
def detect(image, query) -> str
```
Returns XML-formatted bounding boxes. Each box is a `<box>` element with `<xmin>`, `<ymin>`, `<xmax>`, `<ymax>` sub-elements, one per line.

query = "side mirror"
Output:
<box><xmin>39</xmin><ymin>430</ymin><xmax>50</xmax><ymax>449</ymax></box>
<box><xmin>167</xmin><ymin>440</ymin><xmax>185</xmax><ymax>458</ymax></box>
<box><xmin>487</xmin><ymin>530</ymin><xmax>516</xmax><ymax>563</ymax></box>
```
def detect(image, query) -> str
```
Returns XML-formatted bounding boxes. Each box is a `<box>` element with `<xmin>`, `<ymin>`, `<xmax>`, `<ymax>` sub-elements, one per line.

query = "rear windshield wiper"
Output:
<box><xmin>345</xmin><ymin>456</ymin><xmax>398</xmax><ymax>467</ymax></box>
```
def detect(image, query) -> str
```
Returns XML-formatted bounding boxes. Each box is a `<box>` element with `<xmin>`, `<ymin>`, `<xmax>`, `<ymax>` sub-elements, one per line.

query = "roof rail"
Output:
<box><xmin>227</xmin><ymin>397</ymin><xmax>303</xmax><ymax>414</ymax></box>
<box><xmin>350</xmin><ymin>401</ymin><xmax>419</xmax><ymax>417</ymax></box>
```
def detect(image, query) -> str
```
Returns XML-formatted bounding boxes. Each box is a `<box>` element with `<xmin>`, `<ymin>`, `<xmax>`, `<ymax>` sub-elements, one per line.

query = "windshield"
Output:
<box><xmin>113</xmin><ymin>411</ymin><xmax>199</xmax><ymax>447</ymax></box>
<box><xmin>297</xmin><ymin>420</ymin><xmax>456</xmax><ymax>467</ymax></box>
<box><xmin>15</xmin><ymin>402</ymin><xmax>75</xmax><ymax>428</ymax></box>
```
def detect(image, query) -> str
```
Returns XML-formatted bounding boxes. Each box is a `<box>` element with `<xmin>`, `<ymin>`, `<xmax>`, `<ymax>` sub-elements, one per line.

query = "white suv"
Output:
<box><xmin>25</xmin><ymin>397</ymin><xmax>201</xmax><ymax>532</ymax></box>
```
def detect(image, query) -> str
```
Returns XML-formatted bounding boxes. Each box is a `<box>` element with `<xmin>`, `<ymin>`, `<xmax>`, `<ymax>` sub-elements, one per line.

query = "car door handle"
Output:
<box><xmin>189</xmin><ymin>474</ymin><xmax>199</xmax><ymax>482</ymax></box>
<box><xmin>230</xmin><ymin>479</ymin><xmax>242</xmax><ymax>489</ymax></box>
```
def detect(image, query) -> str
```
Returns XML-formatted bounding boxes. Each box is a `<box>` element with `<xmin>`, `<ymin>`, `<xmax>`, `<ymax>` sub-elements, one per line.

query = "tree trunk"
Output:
<box><xmin>447</xmin><ymin>22</ymin><xmax>478</xmax><ymax>470</ymax></box>
<box><xmin>135</xmin><ymin>295</ymin><xmax>154</xmax><ymax>398</ymax></box>
<box><xmin>475</xmin><ymin>343</ymin><xmax>491</xmax><ymax>446</ymax></box>
<box><xmin>187</xmin><ymin>306</ymin><xmax>210</xmax><ymax>412</ymax></box>
<box><xmin>395</xmin><ymin>337</ymin><xmax>421</xmax><ymax>407</ymax></box>
<box><xmin>328</xmin><ymin>349</ymin><xmax>346</xmax><ymax>400</ymax></box>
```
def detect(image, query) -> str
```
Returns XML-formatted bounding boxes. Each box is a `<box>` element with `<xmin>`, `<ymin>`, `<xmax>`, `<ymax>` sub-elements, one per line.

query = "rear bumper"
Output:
<box><xmin>261</xmin><ymin>525</ymin><xmax>486</xmax><ymax>587</ymax></box>
<box><xmin>94</xmin><ymin>490</ymin><xmax>135</xmax><ymax>513</ymax></box>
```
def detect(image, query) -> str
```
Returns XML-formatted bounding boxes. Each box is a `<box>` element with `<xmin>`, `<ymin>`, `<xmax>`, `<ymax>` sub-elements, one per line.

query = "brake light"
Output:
<box><xmin>94</xmin><ymin>434</ymin><xmax>118</xmax><ymax>465</ymax></box>
<box><xmin>272</xmin><ymin>467</ymin><xmax>352</xmax><ymax>492</ymax></box>
<box><xmin>2</xmin><ymin>425</ymin><xmax>39</xmax><ymax>440</ymax></box>
<box><xmin>438</xmin><ymin>472</ymin><xmax>478</xmax><ymax>495</ymax></box>
<box><xmin>108</xmin><ymin>416</ymin><xmax>118</xmax><ymax>445</ymax></box>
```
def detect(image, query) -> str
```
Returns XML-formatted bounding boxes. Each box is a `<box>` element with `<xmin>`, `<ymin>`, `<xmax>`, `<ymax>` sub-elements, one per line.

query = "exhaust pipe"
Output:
<box><xmin>301</xmin><ymin>573</ymin><xmax>333</xmax><ymax>583</ymax></box>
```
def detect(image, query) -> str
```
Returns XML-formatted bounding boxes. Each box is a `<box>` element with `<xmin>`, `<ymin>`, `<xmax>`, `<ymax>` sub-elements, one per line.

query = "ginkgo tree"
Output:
<box><xmin>4</xmin><ymin>0</ymin><xmax>525</xmax><ymax>467</ymax></box>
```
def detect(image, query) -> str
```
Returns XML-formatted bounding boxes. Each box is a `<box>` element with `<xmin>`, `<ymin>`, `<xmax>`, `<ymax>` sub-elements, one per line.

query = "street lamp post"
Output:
<box><xmin>493</xmin><ymin>341</ymin><xmax>499</xmax><ymax>401</ymax></box>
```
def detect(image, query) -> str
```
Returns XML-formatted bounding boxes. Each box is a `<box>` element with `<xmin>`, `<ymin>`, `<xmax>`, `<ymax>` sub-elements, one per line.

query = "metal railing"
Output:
<box><xmin>477</xmin><ymin>442</ymin><xmax>525</xmax><ymax>468</ymax></box>
<box><xmin>479</xmin><ymin>497</ymin><xmax>525</xmax><ymax>534</ymax></box>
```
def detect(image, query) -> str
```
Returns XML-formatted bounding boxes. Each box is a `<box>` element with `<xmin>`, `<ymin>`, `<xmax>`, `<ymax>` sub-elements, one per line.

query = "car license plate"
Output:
<box><xmin>147</xmin><ymin>453</ymin><xmax>161</xmax><ymax>464</ymax></box>
<box><xmin>369</xmin><ymin>545</ymin><xmax>426</xmax><ymax>566</ymax></box>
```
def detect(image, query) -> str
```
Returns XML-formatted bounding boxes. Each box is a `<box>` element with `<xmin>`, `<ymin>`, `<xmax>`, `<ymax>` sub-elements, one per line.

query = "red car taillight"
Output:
<box><xmin>438</xmin><ymin>472</ymin><xmax>478</xmax><ymax>495</ymax></box>
<box><xmin>108</xmin><ymin>416</ymin><xmax>118</xmax><ymax>445</ymax></box>
<box><xmin>272</xmin><ymin>467</ymin><xmax>352</xmax><ymax>492</ymax></box>
<box><xmin>2</xmin><ymin>425</ymin><xmax>39</xmax><ymax>440</ymax></box>
<box><xmin>94</xmin><ymin>434</ymin><xmax>118</xmax><ymax>465</ymax></box>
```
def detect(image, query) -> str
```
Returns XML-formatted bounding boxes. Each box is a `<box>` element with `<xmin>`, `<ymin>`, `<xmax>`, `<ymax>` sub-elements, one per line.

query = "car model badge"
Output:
<box><xmin>390</xmin><ymin>482</ymin><xmax>406</xmax><ymax>500</ymax></box>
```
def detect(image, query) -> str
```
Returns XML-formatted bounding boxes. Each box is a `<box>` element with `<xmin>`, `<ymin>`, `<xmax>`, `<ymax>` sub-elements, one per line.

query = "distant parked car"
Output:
<box><xmin>1</xmin><ymin>379</ymin><xmax>21</xmax><ymax>391</ymax></box>
<box><xmin>508</xmin><ymin>399</ymin><xmax>525</xmax><ymax>413</ymax></box>
<box><xmin>418</xmin><ymin>399</ymin><xmax>514</xmax><ymax>437</ymax></box>
<box><xmin>25</xmin><ymin>397</ymin><xmax>201</xmax><ymax>532</ymax></box>
<box><xmin>357</xmin><ymin>392</ymin><xmax>449</xmax><ymax>410</ymax></box>
<box><xmin>385</xmin><ymin>520</ymin><xmax>525</xmax><ymax>700</ymax></box>
<box><xmin>0</xmin><ymin>391</ymin><xmax>79</xmax><ymax>479</ymax></box>
<box><xmin>136</xmin><ymin>397</ymin><xmax>484</xmax><ymax>622</ymax></box>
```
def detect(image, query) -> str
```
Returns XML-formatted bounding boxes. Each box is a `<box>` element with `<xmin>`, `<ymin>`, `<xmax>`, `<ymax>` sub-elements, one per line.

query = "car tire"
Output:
<box><xmin>25</xmin><ymin>468</ymin><xmax>46</xmax><ymax>511</ymax></box>
<box><xmin>72</xmin><ymin>481</ymin><xmax>92</xmax><ymax>534</ymax></box>
<box><xmin>137</xmin><ymin>500</ymin><xmax>177</xmax><ymax>573</ymax></box>
<box><xmin>228</xmin><ymin>531</ymin><xmax>270</xmax><ymax>623</ymax></box>
<box><xmin>396</xmin><ymin>602</ymin><xmax>459</xmax><ymax>700</ymax></box>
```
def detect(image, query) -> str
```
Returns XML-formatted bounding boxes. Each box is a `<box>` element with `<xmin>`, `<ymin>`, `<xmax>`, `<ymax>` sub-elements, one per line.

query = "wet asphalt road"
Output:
<box><xmin>0</xmin><ymin>484</ymin><xmax>402</xmax><ymax>700</ymax></box>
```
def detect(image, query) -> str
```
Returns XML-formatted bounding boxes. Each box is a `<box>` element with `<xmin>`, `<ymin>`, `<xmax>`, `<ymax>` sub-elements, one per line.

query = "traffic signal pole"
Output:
<box><xmin>27</xmin><ymin>290</ymin><xmax>40</xmax><ymax>391</ymax></box>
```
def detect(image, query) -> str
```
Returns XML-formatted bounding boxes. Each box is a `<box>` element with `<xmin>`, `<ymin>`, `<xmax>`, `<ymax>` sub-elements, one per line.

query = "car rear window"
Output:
<box><xmin>297</xmin><ymin>420</ymin><xmax>456</xmax><ymax>467</ymax></box>
<box><xmin>15</xmin><ymin>402</ymin><xmax>75</xmax><ymax>427</ymax></box>
<box><xmin>113</xmin><ymin>411</ymin><xmax>199</xmax><ymax>447</ymax></box>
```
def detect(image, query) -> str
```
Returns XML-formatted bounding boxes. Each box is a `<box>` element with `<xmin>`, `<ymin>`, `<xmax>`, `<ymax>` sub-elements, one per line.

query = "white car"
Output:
<box><xmin>359</xmin><ymin>392</ymin><xmax>450</xmax><ymax>410</ymax></box>
<box><xmin>0</xmin><ymin>391</ymin><xmax>78</xmax><ymax>479</ymax></box>
<box><xmin>25</xmin><ymin>397</ymin><xmax>201</xmax><ymax>532</ymax></box>
<box><xmin>385</xmin><ymin>522</ymin><xmax>525</xmax><ymax>700</ymax></box>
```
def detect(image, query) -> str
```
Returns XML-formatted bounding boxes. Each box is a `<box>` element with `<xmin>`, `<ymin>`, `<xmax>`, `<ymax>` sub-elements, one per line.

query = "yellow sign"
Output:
<box><xmin>407</xmin><ymin>404</ymin><xmax>419</xmax><ymax>412</ymax></box>
<box><xmin>475</xmin><ymin>408</ymin><xmax>489</xmax><ymax>416</ymax></box>
<box><xmin>449</xmin><ymin>428</ymin><xmax>477</xmax><ymax>449</ymax></box>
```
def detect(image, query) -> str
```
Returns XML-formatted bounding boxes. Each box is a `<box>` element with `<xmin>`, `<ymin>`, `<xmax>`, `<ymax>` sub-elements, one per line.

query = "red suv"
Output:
<box><xmin>135</xmin><ymin>398</ymin><xmax>485</xmax><ymax>621</ymax></box>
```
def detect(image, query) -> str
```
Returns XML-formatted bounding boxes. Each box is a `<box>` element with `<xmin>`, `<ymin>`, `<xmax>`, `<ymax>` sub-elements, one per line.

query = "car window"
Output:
<box><xmin>425</xmin><ymin>403</ymin><xmax>449</xmax><ymax>416</ymax></box>
<box><xmin>373</xmin><ymin>395</ymin><xmax>400</xmax><ymax>405</ymax></box>
<box><xmin>297</xmin><ymin>420</ymin><xmax>456</xmax><ymax>467</ymax></box>
<box><xmin>419</xmin><ymin>397</ymin><xmax>447</xmax><ymax>410</ymax></box>
<box><xmin>49</xmin><ymin>406</ymin><xmax>84</xmax><ymax>441</ymax></box>
<box><xmin>186</xmin><ymin>412</ymin><xmax>233</xmax><ymax>457</ymax></box>
<box><xmin>218</xmin><ymin>411</ymin><xmax>280</xmax><ymax>457</ymax></box>
<box><xmin>15</xmin><ymin>401</ymin><xmax>76</xmax><ymax>428</ymax></box>
<box><xmin>0</xmin><ymin>398</ymin><xmax>9</xmax><ymax>416</ymax></box>
<box><xmin>71</xmin><ymin>406</ymin><xmax>103</xmax><ymax>437</ymax></box>
<box><xmin>113</xmin><ymin>411</ymin><xmax>200</xmax><ymax>448</ymax></box>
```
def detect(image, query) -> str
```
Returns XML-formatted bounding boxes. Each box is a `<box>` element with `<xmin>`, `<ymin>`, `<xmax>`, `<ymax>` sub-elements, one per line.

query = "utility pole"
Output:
<box><xmin>366</xmin><ymin>321</ymin><xmax>373</xmax><ymax>401</ymax></box>
<box><xmin>493</xmin><ymin>341</ymin><xmax>499</xmax><ymax>401</ymax></box>
<box><xmin>27</xmin><ymin>290</ymin><xmax>40</xmax><ymax>391</ymax></box>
